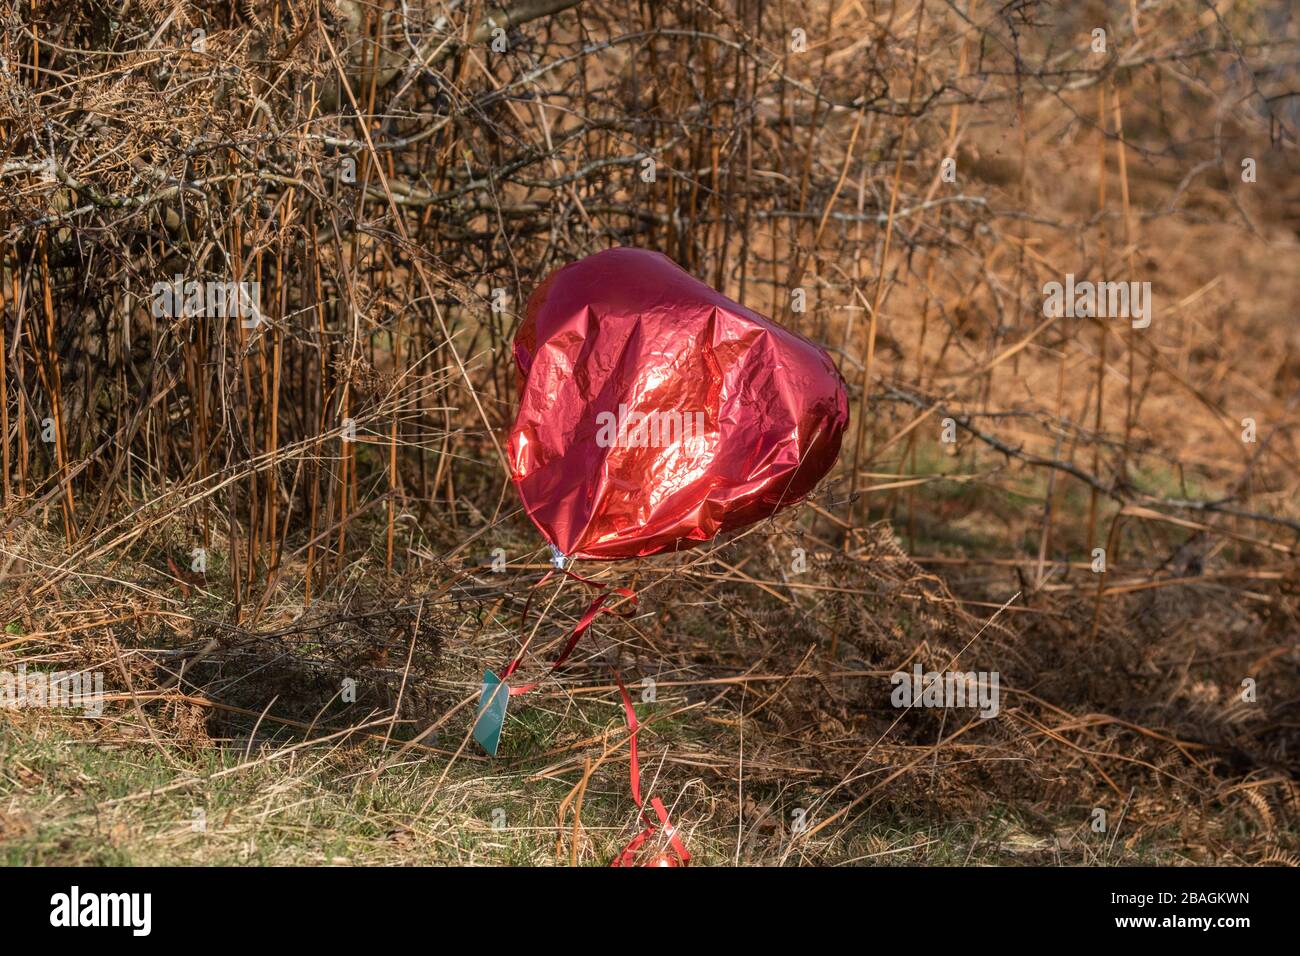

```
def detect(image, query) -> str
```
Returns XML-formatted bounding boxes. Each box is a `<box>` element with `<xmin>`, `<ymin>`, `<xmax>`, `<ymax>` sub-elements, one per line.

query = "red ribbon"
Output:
<box><xmin>501</xmin><ymin>568</ymin><xmax>636</xmax><ymax>695</ymax></box>
<box><xmin>499</xmin><ymin>567</ymin><xmax>689</xmax><ymax>866</ymax></box>
<box><xmin>609</xmin><ymin>672</ymin><xmax>691</xmax><ymax>867</ymax></box>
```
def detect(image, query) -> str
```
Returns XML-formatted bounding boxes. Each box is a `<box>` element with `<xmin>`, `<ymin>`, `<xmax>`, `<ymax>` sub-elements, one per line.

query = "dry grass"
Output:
<box><xmin>1</xmin><ymin>0</ymin><xmax>1299</xmax><ymax>866</ymax></box>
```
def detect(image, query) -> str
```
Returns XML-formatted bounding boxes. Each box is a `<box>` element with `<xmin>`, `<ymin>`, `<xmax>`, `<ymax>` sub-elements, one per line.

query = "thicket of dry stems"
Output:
<box><xmin>1</xmin><ymin>0</ymin><xmax>1299</xmax><ymax>863</ymax></box>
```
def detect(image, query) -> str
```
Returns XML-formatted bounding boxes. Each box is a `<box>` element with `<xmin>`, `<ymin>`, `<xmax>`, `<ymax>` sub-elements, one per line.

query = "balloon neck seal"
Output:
<box><xmin>548</xmin><ymin>545</ymin><xmax>571</xmax><ymax>570</ymax></box>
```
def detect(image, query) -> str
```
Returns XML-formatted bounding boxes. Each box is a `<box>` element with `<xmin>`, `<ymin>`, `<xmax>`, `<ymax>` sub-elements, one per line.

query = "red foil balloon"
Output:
<box><xmin>509</xmin><ymin>248</ymin><xmax>849</xmax><ymax>560</ymax></box>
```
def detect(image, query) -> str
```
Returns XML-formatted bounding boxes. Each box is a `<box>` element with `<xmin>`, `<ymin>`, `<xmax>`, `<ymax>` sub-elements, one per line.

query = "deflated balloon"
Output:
<box><xmin>509</xmin><ymin>247</ymin><xmax>849</xmax><ymax>560</ymax></box>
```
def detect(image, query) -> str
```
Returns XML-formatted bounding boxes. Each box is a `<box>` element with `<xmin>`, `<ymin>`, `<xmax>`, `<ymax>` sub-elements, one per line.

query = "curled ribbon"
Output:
<box><xmin>609</xmin><ymin>672</ymin><xmax>691</xmax><ymax>867</ymax></box>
